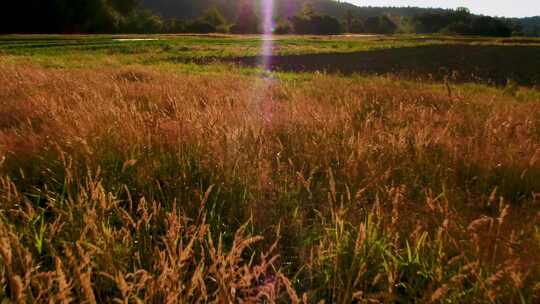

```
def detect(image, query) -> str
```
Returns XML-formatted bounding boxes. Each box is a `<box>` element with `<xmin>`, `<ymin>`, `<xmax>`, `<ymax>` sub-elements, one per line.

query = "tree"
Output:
<box><xmin>291</xmin><ymin>14</ymin><xmax>342</xmax><ymax>35</ymax></box>
<box><xmin>470</xmin><ymin>16</ymin><xmax>512</xmax><ymax>37</ymax></box>
<box><xmin>456</xmin><ymin>7</ymin><xmax>470</xmax><ymax>15</ymax></box>
<box><xmin>454</xmin><ymin>7</ymin><xmax>471</xmax><ymax>23</ymax></box>
<box><xmin>163</xmin><ymin>18</ymin><xmax>186</xmax><ymax>33</ymax></box>
<box><xmin>186</xmin><ymin>20</ymin><xmax>216</xmax><ymax>34</ymax></box>
<box><xmin>109</xmin><ymin>0</ymin><xmax>139</xmax><ymax>15</ymax></box>
<box><xmin>349</xmin><ymin>18</ymin><xmax>365</xmax><ymax>33</ymax></box>
<box><xmin>410</xmin><ymin>12</ymin><xmax>452</xmax><ymax>33</ymax></box>
<box><xmin>301</xmin><ymin>2</ymin><xmax>316</xmax><ymax>18</ymax></box>
<box><xmin>274</xmin><ymin>19</ymin><xmax>292</xmax><ymax>34</ymax></box>
<box><xmin>315</xmin><ymin>15</ymin><xmax>342</xmax><ymax>34</ymax></box>
<box><xmin>364</xmin><ymin>16</ymin><xmax>397</xmax><ymax>34</ymax></box>
<box><xmin>201</xmin><ymin>6</ymin><xmax>227</xmax><ymax>28</ymax></box>
<box><xmin>231</xmin><ymin>0</ymin><xmax>259</xmax><ymax>34</ymax></box>
<box><xmin>1</xmin><ymin>0</ymin><xmax>144</xmax><ymax>33</ymax></box>
<box><xmin>344</xmin><ymin>9</ymin><xmax>354</xmax><ymax>32</ymax></box>
<box><xmin>85</xmin><ymin>1</ymin><xmax>122</xmax><ymax>33</ymax></box>
<box><xmin>440</xmin><ymin>22</ymin><xmax>471</xmax><ymax>35</ymax></box>
<box><xmin>123</xmin><ymin>9</ymin><xmax>163</xmax><ymax>33</ymax></box>
<box><xmin>511</xmin><ymin>22</ymin><xmax>525</xmax><ymax>36</ymax></box>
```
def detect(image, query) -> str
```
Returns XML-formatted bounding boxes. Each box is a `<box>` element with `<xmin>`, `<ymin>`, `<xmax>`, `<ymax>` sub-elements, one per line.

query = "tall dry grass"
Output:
<box><xmin>0</xmin><ymin>64</ymin><xmax>539</xmax><ymax>302</ymax></box>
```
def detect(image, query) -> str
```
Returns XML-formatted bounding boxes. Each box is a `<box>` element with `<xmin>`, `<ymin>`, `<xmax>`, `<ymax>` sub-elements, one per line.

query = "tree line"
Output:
<box><xmin>0</xmin><ymin>0</ymin><xmax>535</xmax><ymax>37</ymax></box>
<box><xmin>0</xmin><ymin>0</ymin><xmax>161</xmax><ymax>33</ymax></box>
<box><xmin>401</xmin><ymin>8</ymin><xmax>523</xmax><ymax>37</ymax></box>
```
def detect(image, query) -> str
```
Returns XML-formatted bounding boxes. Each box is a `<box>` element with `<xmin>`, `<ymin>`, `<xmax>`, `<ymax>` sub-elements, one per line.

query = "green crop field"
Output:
<box><xmin>0</xmin><ymin>34</ymin><xmax>540</xmax><ymax>303</ymax></box>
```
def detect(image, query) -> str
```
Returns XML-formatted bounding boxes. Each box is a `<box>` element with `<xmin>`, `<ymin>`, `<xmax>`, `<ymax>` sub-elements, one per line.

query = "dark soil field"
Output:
<box><xmin>231</xmin><ymin>44</ymin><xmax>540</xmax><ymax>86</ymax></box>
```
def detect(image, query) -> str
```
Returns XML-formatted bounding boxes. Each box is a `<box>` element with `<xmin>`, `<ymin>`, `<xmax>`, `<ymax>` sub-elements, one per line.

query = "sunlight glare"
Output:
<box><xmin>261</xmin><ymin>0</ymin><xmax>275</xmax><ymax>71</ymax></box>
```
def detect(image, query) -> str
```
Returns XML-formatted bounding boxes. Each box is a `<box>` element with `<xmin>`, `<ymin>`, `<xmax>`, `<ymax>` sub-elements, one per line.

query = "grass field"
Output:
<box><xmin>0</xmin><ymin>34</ymin><xmax>539</xmax><ymax>303</ymax></box>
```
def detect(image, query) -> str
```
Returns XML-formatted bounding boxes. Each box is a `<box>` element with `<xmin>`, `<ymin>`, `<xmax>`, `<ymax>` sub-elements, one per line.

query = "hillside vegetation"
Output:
<box><xmin>1</xmin><ymin>0</ymin><xmax>538</xmax><ymax>36</ymax></box>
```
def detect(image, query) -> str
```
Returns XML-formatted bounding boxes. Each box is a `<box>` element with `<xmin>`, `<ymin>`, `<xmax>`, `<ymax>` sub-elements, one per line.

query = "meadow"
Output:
<box><xmin>0</xmin><ymin>34</ymin><xmax>540</xmax><ymax>303</ymax></box>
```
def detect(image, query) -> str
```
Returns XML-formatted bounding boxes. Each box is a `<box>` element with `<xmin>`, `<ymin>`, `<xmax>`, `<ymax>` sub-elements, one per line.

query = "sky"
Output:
<box><xmin>344</xmin><ymin>1</ymin><xmax>540</xmax><ymax>18</ymax></box>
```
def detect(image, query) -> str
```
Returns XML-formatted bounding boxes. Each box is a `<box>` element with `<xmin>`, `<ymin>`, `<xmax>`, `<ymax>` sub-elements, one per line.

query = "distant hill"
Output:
<box><xmin>139</xmin><ymin>0</ymin><xmax>539</xmax><ymax>36</ymax></box>
<box><xmin>513</xmin><ymin>16</ymin><xmax>540</xmax><ymax>36</ymax></box>
<box><xmin>140</xmin><ymin>0</ymin><xmax>450</xmax><ymax>20</ymax></box>
<box><xmin>1</xmin><ymin>0</ymin><xmax>536</xmax><ymax>35</ymax></box>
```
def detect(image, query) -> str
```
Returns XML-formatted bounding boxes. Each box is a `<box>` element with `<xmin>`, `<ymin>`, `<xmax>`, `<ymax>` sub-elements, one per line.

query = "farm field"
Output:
<box><xmin>0</xmin><ymin>34</ymin><xmax>540</xmax><ymax>303</ymax></box>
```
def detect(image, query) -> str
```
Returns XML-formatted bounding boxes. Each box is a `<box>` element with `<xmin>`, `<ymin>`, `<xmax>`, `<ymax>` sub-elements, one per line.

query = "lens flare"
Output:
<box><xmin>251</xmin><ymin>0</ymin><xmax>276</xmax><ymax>124</ymax></box>
<box><xmin>261</xmin><ymin>0</ymin><xmax>274</xmax><ymax>71</ymax></box>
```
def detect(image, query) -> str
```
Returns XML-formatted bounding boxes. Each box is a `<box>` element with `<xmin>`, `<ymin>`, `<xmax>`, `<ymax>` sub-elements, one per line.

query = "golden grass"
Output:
<box><xmin>0</xmin><ymin>64</ymin><xmax>539</xmax><ymax>302</ymax></box>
